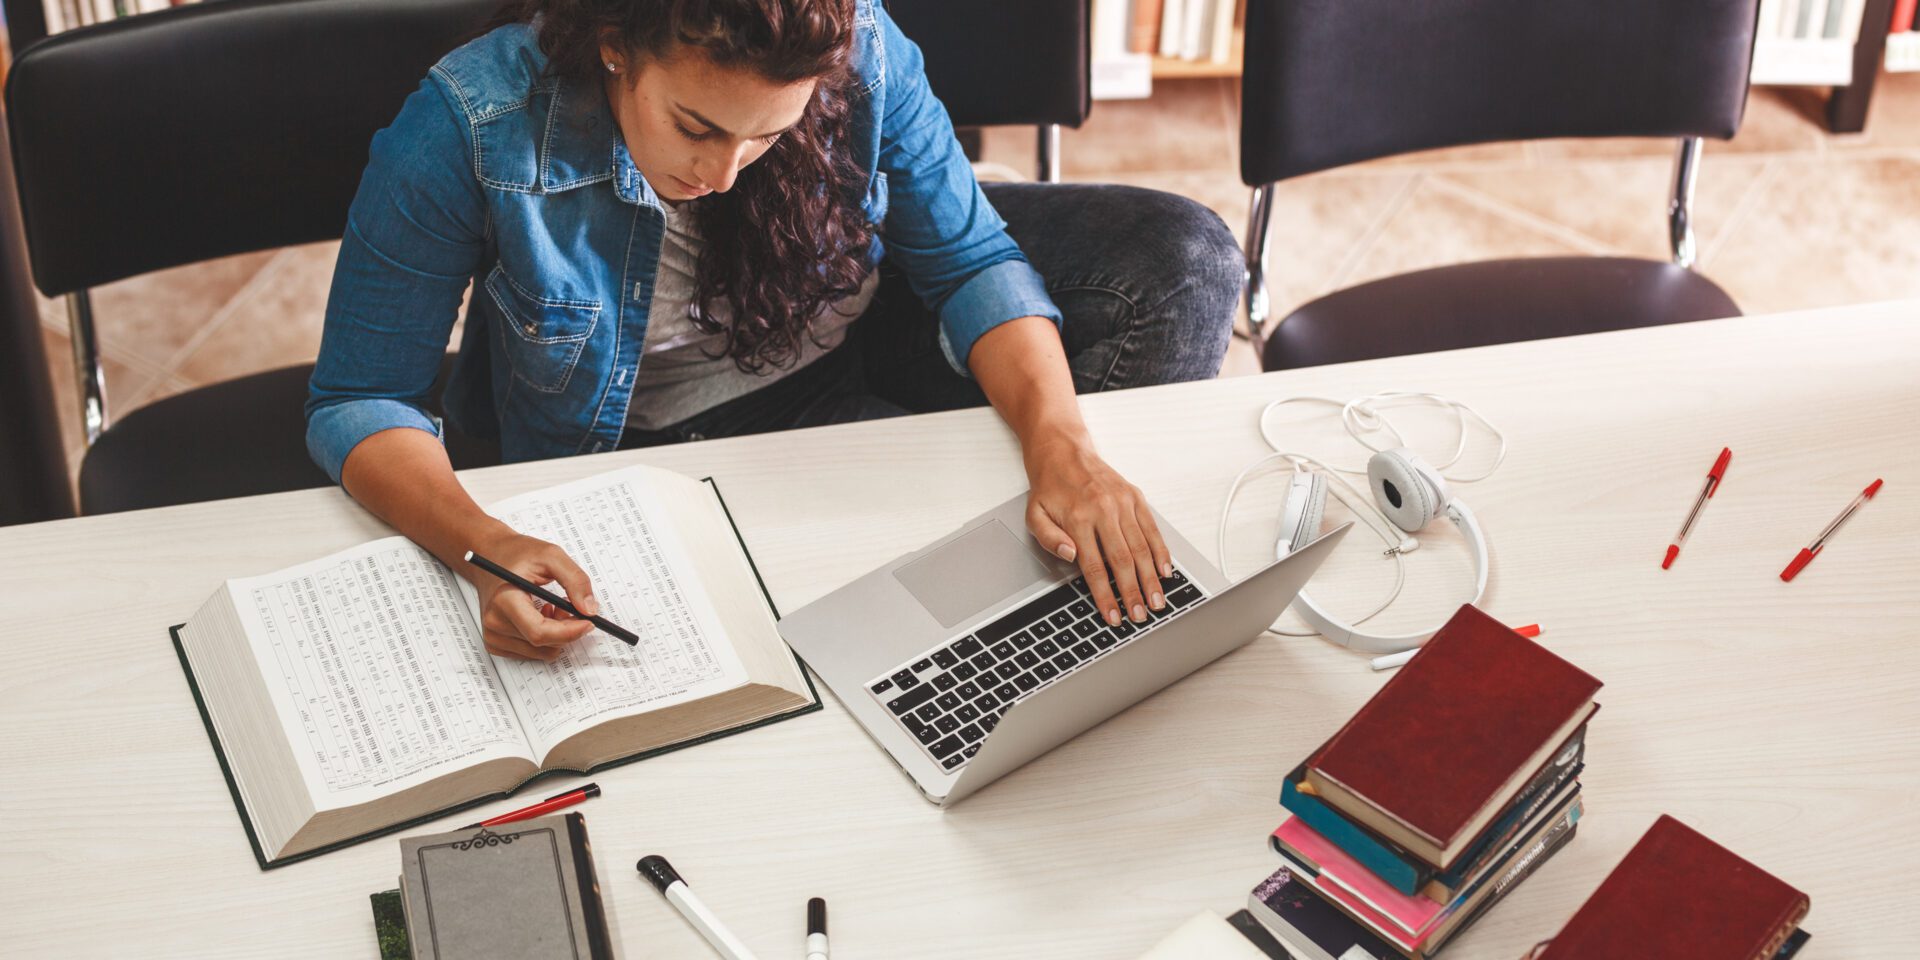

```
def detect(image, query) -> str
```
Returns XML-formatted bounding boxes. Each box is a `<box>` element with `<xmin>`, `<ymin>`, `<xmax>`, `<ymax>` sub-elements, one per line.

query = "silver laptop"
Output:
<box><xmin>778</xmin><ymin>490</ymin><xmax>1349</xmax><ymax>806</ymax></box>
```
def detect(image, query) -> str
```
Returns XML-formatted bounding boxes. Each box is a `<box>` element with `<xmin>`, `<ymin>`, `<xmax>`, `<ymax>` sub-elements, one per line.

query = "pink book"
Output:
<box><xmin>1273</xmin><ymin>817</ymin><xmax>1442</xmax><ymax>949</ymax></box>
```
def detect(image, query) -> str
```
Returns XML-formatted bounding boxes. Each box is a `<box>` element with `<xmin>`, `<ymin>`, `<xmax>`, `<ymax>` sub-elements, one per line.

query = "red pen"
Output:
<box><xmin>1781</xmin><ymin>479</ymin><xmax>1883</xmax><ymax>582</ymax></box>
<box><xmin>462</xmin><ymin>782</ymin><xmax>600</xmax><ymax>829</ymax></box>
<box><xmin>1663</xmin><ymin>447</ymin><xmax>1731</xmax><ymax>569</ymax></box>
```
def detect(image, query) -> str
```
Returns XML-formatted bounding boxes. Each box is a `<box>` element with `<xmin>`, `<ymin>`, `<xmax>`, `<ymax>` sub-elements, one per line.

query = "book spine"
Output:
<box><xmin>1281</xmin><ymin>777</ymin><xmax>1430</xmax><ymax>896</ymax></box>
<box><xmin>1208</xmin><ymin>0</ymin><xmax>1236</xmax><ymax>63</ymax></box>
<box><xmin>1426</xmin><ymin>821</ymin><xmax>1579</xmax><ymax>958</ymax></box>
<box><xmin>1158</xmin><ymin>0</ymin><xmax>1185</xmax><ymax>56</ymax></box>
<box><xmin>1432</xmin><ymin>737</ymin><xmax>1585</xmax><ymax>890</ymax></box>
<box><xmin>1130</xmin><ymin>0</ymin><xmax>1164</xmax><ymax>53</ymax></box>
<box><xmin>1180</xmin><ymin>0</ymin><xmax>1208</xmax><ymax>60</ymax></box>
<box><xmin>565</xmin><ymin>813</ymin><xmax>616</xmax><ymax>960</ymax></box>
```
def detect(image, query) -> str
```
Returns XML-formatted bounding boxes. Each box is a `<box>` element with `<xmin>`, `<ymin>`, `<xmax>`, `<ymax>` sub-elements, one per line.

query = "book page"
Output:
<box><xmin>232</xmin><ymin>537</ymin><xmax>535</xmax><ymax>808</ymax></box>
<box><xmin>472</xmin><ymin>467</ymin><xmax>752</xmax><ymax>760</ymax></box>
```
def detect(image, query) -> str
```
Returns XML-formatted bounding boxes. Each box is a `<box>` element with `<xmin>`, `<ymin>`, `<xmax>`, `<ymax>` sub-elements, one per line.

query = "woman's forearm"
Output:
<box><xmin>338</xmin><ymin>427</ymin><xmax>515</xmax><ymax>576</ymax></box>
<box><xmin>968</xmin><ymin>315</ymin><xmax>1091</xmax><ymax>455</ymax></box>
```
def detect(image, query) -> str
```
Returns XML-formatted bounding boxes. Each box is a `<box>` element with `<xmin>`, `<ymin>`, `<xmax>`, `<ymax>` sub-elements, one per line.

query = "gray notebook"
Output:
<box><xmin>399</xmin><ymin>813</ymin><xmax>614</xmax><ymax>960</ymax></box>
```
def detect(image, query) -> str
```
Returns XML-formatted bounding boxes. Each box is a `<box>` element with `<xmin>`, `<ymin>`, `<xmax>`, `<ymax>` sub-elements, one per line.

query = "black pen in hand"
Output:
<box><xmin>464</xmin><ymin>550</ymin><xmax>639</xmax><ymax>645</ymax></box>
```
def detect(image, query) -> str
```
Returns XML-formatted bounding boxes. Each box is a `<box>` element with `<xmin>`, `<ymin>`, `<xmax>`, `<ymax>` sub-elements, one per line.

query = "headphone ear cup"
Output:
<box><xmin>1277</xmin><ymin>471</ymin><xmax>1328</xmax><ymax>557</ymax></box>
<box><xmin>1368</xmin><ymin>448</ymin><xmax>1442</xmax><ymax>533</ymax></box>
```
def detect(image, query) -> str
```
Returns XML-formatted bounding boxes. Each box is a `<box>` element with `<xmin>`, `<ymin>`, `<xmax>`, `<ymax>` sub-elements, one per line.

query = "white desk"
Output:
<box><xmin>3</xmin><ymin>301</ymin><xmax>1915</xmax><ymax>959</ymax></box>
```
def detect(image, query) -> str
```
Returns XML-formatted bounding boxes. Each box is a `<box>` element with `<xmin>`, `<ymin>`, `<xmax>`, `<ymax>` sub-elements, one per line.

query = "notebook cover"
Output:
<box><xmin>401</xmin><ymin>814</ymin><xmax>597</xmax><ymax>959</ymax></box>
<box><xmin>1542</xmin><ymin>815</ymin><xmax>1809</xmax><ymax>960</ymax></box>
<box><xmin>171</xmin><ymin>476</ymin><xmax>822</xmax><ymax>870</ymax></box>
<box><xmin>1309</xmin><ymin>604</ymin><xmax>1601</xmax><ymax>849</ymax></box>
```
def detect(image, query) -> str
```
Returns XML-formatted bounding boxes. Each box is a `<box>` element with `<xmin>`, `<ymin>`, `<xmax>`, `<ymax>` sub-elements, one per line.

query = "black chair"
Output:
<box><xmin>885</xmin><ymin>0</ymin><xmax>1090</xmax><ymax>180</ymax></box>
<box><xmin>6</xmin><ymin>0</ymin><xmax>501</xmax><ymax>515</ymax></box>
<box><xmin>1238</xmin><ymin>0</ymin><xmax>1760</xmax><ymax>371</ymax></box>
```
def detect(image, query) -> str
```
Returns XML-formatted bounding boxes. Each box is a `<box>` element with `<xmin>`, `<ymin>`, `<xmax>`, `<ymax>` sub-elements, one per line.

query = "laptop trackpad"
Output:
<box><xmin>894</xmin><ymin>519</ymin><xmax>1057</xmax><ymax>628</ymax></box>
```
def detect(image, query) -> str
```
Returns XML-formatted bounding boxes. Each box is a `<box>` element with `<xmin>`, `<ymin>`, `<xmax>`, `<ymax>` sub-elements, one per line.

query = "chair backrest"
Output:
<box><xmin>1239</xmin><ymin>0</ymin><xmax>1761</xmax><ymax>185</ymax></box>
<box><xmin>885</xmin><ymin>0</ymin><xmax>1089</xmax><ymax>130</ymax></box>
<box><xmin>5</xmin><ymin>0</ymin><xmax>497</xmax><ymax>297</ymax></box>
<box><xmin>6</xmin><ymin>0</ymin><xmax>1086</xmax><ymax>298</ymax></box>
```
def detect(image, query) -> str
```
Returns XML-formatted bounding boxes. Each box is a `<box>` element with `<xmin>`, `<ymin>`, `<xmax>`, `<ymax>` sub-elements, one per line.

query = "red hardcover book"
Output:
<box><xmin>1543</xmin><ymin>815</ymin><xmax>1808</xmax><ymax>960</ymax></box>
<box><xmin>1305</xmin><ymin>605</ymin><xmax>1601</xmax><ymax>868</ymax></box>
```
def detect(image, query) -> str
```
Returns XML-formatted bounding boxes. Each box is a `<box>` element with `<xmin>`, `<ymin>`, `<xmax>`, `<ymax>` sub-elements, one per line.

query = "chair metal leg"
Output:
<box><xmin>1669</xmin><ymin>137</ymin><xmax>1703</xmax><ymax>269</ymax></box>
<box><xmin>65</xmin><ymin>290</ymin><xmax>108</xmax><ymax>445</ymax></box>
<box><xmin>1036</xmin><ymin>124</ymin><xmax>1061</xmax><ymax>183</ymax></box>
<box><xmin>1243</xmin><ymin>182</ymin><xmax>1277</xmax><ymax>362</ymax></box>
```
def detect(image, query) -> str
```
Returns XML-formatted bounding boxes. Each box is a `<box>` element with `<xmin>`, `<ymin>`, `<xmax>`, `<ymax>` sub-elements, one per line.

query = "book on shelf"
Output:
<box><xmin>1158</xmin><ymin>0</ymin><xmax>1186</xmax><ymax>57</ymax></box>
<box><xmin>173</xmin><ymin>464</ymin><xmax>819</xmax><ymax>868</ymax></box>
<box><xmin>1129</xmin><ymin>0</ymin><xmax>1165</xmax><ymax>54</ymax></box>
<box><xmin>1091</xmin><ymin>0</ymin><xmax>1152</xmax><ymax>98</ymax></box>
<box><xmin>1302</xmin><ymin>604</ymin><xmax>1602</xmax><ymax>871</ymax></box>
<box><xmin>1538</xmin><ymin>814</ymin><xmax>1809</xmax><ymax>960</ymax></box>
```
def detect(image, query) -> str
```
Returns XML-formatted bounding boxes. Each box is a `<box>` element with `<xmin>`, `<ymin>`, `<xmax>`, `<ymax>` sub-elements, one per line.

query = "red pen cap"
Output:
<box><xmin>1780</xmin><ymin>547</ymin><xmax>1818</xmax><ymax>582</ymax></box>
<box><xmin>1865</xmin><ymin>478</ymin><xmax>1884</xmax><ymax>498</ymax></box>
<box><xmin>1707</xmin><ymin>447</ymin><xmax>1732</xmax><ymax>494</ymax></box>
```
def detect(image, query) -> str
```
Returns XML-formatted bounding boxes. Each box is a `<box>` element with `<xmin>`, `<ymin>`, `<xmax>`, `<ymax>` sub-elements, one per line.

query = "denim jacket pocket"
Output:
<box><xmin>484</xmin><ymin>263</ymin><xmax>599</xmax><ymax>394</ymax></box>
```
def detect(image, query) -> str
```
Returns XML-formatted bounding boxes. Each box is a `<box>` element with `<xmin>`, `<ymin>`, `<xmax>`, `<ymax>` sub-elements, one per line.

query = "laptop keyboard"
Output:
<box><xmin>867</xmin><ymin>565</ymin><xmax>1208</xmax><ymax>773</ymax></box>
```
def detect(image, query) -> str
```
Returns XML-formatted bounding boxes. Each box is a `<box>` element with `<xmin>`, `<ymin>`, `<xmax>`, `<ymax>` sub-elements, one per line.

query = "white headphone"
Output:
<box><xmin>1220</xmin><ymin>392</ymin><xmax>1503</xmax><ymax>657</ymax></box>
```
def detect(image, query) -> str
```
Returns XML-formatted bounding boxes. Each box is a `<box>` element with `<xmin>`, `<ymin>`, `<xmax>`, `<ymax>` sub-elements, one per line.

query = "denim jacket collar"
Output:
<box><xmin>540</xmin><ymin>74</ymin><xmax>657</xmax><ymax>208</ymax></box>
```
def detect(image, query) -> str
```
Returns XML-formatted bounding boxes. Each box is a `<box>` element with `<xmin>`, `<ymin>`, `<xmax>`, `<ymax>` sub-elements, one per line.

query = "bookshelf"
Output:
<box><xmin>1151</xmin><ymin>24</ymin><xmax>1240</xmax><ymax>80</ymax></box>
<box><xmin>1111</xmin><ymin>0</ymin><xmax>1900</xmax><ymax>133</ymax></box>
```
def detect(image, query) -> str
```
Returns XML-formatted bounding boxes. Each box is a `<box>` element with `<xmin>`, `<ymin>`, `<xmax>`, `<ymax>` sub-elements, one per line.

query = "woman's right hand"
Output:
<box><xmin>465</xmin><ymin>532</ymin><xmax>600</xmax><ymax>661</ymax></box>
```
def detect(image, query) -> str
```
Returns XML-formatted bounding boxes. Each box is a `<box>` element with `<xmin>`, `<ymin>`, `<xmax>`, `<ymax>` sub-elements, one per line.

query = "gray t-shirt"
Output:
<box><xmin>624</xmin><ymin>198</ymin><xmax>879</xmax><ymax>430</ymax></box>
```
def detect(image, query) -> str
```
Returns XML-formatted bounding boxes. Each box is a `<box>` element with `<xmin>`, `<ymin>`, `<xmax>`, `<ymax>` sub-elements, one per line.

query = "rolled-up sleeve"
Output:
<box><xmin>871</xmin><ymin>9</ymin><xmax>1062</xmax><ymax>377</ymax></box>
<box><xmin>306</xmin><ymin>70</ymin><xmax>486</xmax><ymax>484</ymax></box>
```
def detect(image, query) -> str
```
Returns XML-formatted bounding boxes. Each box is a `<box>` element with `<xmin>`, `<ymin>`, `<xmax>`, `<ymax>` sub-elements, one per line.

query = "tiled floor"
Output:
<box><xmin>33</xmin><ymin>71</ymin><xmax>1920</xmax><ymax>478</ymax></box>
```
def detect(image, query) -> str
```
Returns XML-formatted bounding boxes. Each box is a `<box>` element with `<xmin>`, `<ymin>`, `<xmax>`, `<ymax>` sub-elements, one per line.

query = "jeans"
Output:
<box><xmin>620</xmin><ymin>183</ymin><xmax>1243</xmax><ymax>448</ymax></box>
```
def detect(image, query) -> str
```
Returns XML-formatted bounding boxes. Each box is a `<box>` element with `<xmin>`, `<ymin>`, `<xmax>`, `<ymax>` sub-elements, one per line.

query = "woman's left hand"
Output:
<box><xmin>1022</xmin><ymin>434</ymin><xmax>1173</xmax><ymax>629</ymax></box>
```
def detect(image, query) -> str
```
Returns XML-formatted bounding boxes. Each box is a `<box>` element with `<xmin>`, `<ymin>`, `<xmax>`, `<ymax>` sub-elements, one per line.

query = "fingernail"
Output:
<box><xmin>1057</xmin><ymin>543</ymin><xmax>1076</xmax><ymax>562</ymax></box>
<box><xmin>1106</xmin><ymin>608</ymin><xmax>1121</xmax><ymax>626</ymax></box>
<box><xmin>1161</xmin><ymin>562</ymin><xmax>1173</xmax><ymax>578</ymax></box>
<box><xmin>1150</xmin><ymin>592</ymin><xmax>1165</xmax><ymax>610</ymax></box>
<box><xmin>583</xmin><ymin>594</ymin><xmax>600</xmax><ymax>616</ymax></box>
<box><xmin>1131</xmin><ymin>604</ymin><xmax>1146</xmax><ymax>622</ymax></box>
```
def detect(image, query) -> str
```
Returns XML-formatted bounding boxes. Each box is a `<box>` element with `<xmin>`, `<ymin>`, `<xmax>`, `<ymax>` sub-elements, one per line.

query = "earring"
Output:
<box><xmin>604</xmin><ymin>61</ymin><xmax>617</xmax><ymax>73</ymax></box>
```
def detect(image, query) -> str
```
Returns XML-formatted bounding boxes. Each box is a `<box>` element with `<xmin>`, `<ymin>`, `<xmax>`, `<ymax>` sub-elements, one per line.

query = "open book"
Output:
<box><xmin>172</xmin><ymin>465</ymin><xmax>817</xmax><ymax>868</ymax></box>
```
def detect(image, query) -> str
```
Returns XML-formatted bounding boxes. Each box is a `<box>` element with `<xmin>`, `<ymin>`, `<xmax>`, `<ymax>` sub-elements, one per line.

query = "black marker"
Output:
<box><xmin>806</xmin><ymin>897</ymin><xmax>829</xmax><ymax>960</ymax></box>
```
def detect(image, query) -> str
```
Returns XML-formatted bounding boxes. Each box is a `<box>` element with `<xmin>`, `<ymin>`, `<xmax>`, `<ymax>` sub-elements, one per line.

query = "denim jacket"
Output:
<box><xmin>305</xmin><ymin>0</ymin><xmax>1061</xmax><ymax>482</ymax></box>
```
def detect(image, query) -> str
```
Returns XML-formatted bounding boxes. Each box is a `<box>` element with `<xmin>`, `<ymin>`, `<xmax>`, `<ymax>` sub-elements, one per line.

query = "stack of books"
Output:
<box><xmin>1251</xmin><ymin>605</ymin><xmax>1603</xmax><ymax>959</ymax></box>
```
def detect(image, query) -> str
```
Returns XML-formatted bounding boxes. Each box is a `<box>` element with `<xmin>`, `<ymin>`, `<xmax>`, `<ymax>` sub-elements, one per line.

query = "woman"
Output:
<box><xmin>308</xmin><ymin>0</ymin><xmax>1243</xmax><ymax>661</ymax></box>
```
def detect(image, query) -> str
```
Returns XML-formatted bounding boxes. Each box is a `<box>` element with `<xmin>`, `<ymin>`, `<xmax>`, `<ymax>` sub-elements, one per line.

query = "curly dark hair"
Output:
<box><xmin>488</xmin><ymin>0</ymin><xmax>873</xmax><ymax>373</ymax></box>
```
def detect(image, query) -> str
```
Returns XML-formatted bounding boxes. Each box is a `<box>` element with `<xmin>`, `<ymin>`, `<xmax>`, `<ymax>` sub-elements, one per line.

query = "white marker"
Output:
<box><xmin>638</xmin><ymin>855</ymin><xmax>760</xmax><ymax>960</ymax></box>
